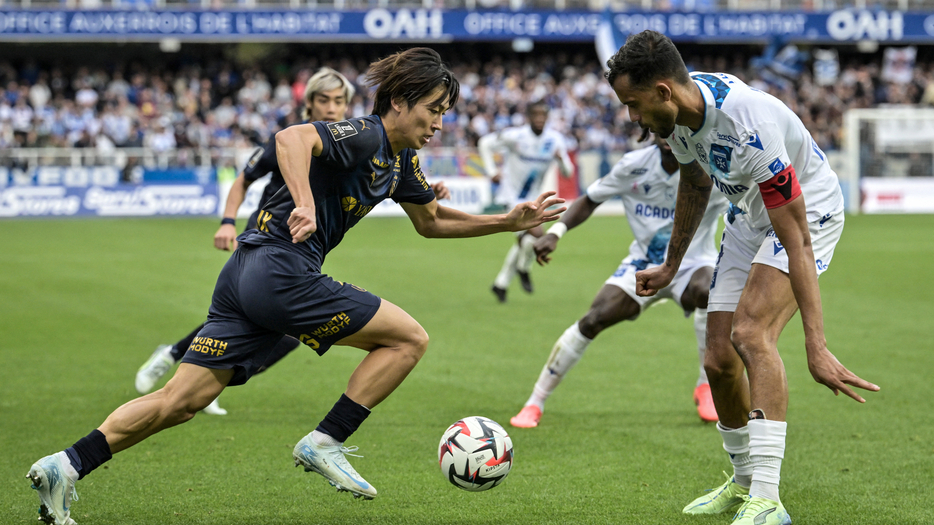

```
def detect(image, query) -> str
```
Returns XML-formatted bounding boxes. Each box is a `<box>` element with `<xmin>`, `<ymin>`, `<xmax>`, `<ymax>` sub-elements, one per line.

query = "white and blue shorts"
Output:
<box><xmin>707</xmin><ymin>210</ymin><xmax>844</xmax><ymax>313</ymax></box>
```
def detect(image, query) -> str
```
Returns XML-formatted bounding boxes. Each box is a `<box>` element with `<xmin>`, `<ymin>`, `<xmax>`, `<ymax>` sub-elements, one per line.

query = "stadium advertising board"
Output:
<box><xmin>0</xmin><ymin>8</ymin><xmax>930</xmax><ymax>43</ymax></box>
<box><xmin>0</xmin><ymin>166</ymin><xmax>219</xmax><ymax>217</ymax></box>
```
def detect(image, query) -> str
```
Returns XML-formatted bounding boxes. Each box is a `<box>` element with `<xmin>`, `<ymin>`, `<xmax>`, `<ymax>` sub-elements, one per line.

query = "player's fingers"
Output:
<box><xmin>844</xmin><ymin>374</ymin><xmax>880</xmax><ymax>392</ymax></box>
<box><xmin>836</xmin><ymin>383</ymin><xmax>866</xmax><ymax>403</ymax></box>
<box><xmin>231</xmin><ymin>239</ymin><xmax>239</xmax><ymax>251</ymax></box>
<box><xmin>540</xmin><ymin>197</ymin><xmax>566</xmax><ymax>209</ymax></box>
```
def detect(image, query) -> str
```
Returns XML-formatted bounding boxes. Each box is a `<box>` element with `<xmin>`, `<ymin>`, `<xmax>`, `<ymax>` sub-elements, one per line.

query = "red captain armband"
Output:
<box><xmin>758</xmin><ymin>163</ymin><xmax>802</xmax><ymax>209</ymax></box>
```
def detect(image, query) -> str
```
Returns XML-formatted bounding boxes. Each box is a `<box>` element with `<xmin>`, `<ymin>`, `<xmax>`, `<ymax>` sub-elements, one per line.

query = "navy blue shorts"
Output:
<box><xmin>181</xmin><ymin>243</ymin><xmax>382</xmax><ymax>386</ymax></box>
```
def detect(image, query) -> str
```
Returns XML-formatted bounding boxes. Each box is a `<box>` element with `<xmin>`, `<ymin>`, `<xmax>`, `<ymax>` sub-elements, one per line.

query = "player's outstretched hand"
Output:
<box><xmin>534</xmin><ymin>234</ymin><xmax>560</xmax><ymax>266</ymax></box>
<box><xmin>431</xmin><ymin>181</ymin><xmax>451</xmax><ymax>201</ymax></box>
<box><xmin>214</xmin><ymin>223</ymin><xmax>239</xmax><ymax>252</ymax></box>
<box><xmin>635</xmin><ymin>266</ymin><xmax>674</xmax><ymax>297</ymax></box>
<box><xmin>806</xmin><ymin>347</ymin><xmax>880</xmax><ymax>403</ymax></box>
<box><xmin>507</xmin><ymin>191</ymin><xmax>566</xmax><ymax>232</ymax></box>
<box><xmin>288</xmin><ymin>206</ymin><xmax>317</xmax><ymax>243</ymax></box>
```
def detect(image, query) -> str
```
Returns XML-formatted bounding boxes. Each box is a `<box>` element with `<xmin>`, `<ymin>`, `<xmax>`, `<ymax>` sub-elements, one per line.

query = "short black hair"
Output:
<box><xmin>526</xmin><ymin>100</ymin><xmax>549</xmax><ymax>116</ymax></box>
<box><xmin>366</xmin><ymin>48</ymin><xmax>460</xmax><ymax>117</ymax></box>
<box><xmin>605</xmin><ymin>30</ymin><xmax>691</xmax><ymax>89</ymax></box>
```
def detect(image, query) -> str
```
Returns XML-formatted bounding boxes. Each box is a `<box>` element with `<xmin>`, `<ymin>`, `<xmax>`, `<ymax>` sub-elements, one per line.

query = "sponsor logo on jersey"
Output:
<box><xmin>635</xmin><ymin>203</ymin><xmax>674</xmax><ymax>219</ymax></box>
<box><xmin>412</xmin><ymin>155</ymin><xmax>429</xmax><ymax>191</ymax></box>
<box><xmin>246</xmin><ymin>147</ymin><xmax>264</xmax><ymax>169</ymax></box>
<box><xmin>679</xmin><ymin>136</ymin><xmax>688</xmax><ymax>150</ymax></box>
<box><xmin>341</xmin><ymin>196</ymin><xmax>357</xmax><ymax>211</ymax></box>
<box><xmin>768</xmin><ymin>158</ymin><xmax>786</xmax><ymax>176</ymax></box>
<box><xmin>709</xmin><ymin>175</ymin><xmax>749</xmax><ymax>196</ymax></box>
<box><xmin>327</xmin><ymin>120</ymin><xmax>358</xmax><ymax>141</ymax></box>
<box><xmin>710</xmin><ymin>144</ymin><xmax>733</xmax><ymax>174</ymax></box>
<box><xmin>358</xmin><ymin>119</ymin><xmax>370</xmax><ymax>131</ymax></box>
<box><xmin>773</xmin><ymin>241</ymin><xmax>785</xmax><ymax>255</ymax></box>
<box><xmin>643</xmin><ymin>183</ymin><xmax>651</xmax><ymax>193</ymax></box>
<box><xmin>631</xmin><ymin>168</ymin><xmax>648</xmax><ymax>175</ymax></box>
<box><xmin>371</xmin><ymin>156</ymin><xmax>389</xmax><ymax>168</ymax></box>
<box><xmin>716</xmin><ymin>132</ymin><xmax>741</xmax><ymax>146</ymax></box>
<box><xmin>819</xmin><ymin>212</ymin><xmax>833</xmax><ymax>227</ymax></box>
<box><xmin>747</xmin><ymin>134</ymin><xmax>764</xmax><ymax>150</ymax></box>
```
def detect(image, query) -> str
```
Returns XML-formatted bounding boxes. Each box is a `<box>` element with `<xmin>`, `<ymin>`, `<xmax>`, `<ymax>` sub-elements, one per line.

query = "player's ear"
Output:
<box><xmin>390</xmin><ymin>97</ymin><xmax>405</xmax><ymax>114</ymax></box>
<box><xmin>656</xmin><ymin>81</ymin><xmax>672</xmax><ymax>102</ymax></box>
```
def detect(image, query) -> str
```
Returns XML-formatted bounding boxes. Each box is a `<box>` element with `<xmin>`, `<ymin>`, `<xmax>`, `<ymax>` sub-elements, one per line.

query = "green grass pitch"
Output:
<box><xmin>1</xmin><ymin>213</ymin><xmax>932</xmax><ymax>524</ymax></box>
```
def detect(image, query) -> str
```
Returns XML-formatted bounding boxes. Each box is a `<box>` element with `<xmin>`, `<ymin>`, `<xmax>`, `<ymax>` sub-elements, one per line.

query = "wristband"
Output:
<box><xmin>546</xmin><ymin>222</ymin><xmax>568</xmax><ymax>239</ymax></box>
<box><xmin>220</xmin><ymin>217</ymin><xmax>236</xmax><ymax>226</ymax></box>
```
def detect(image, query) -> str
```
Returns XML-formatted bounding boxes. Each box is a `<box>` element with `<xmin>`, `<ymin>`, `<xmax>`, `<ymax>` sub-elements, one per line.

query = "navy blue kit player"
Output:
<box><xmin>133</xmin><ymin>67</ymin><xmax>358</xmax><ymax>416</ymax></box>
<box><xmin>27</xmin><ymin>48</ymin><xmax>565</xmax><ymax>524</ymax></box>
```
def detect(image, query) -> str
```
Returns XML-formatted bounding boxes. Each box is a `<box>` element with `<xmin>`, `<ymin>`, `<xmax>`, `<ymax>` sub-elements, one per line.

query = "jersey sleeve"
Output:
<box><xmin>391</xmin><ymin>152</ymin><xmax>436</xmax><ymax>205</ymax></box>
<box><xmin>586</xmin><ymin>156</ymin><xmax>632</xmax><ymax>203</ymax></box>
<box><xmin>242</xmin><ymin>140</ymin><xmax>278</xmax><ymax>182</ymax></box>
<box><xmin>667</xmin><ymin>134</ymin><xmax>694</xmax><ymax>164</ymax></box>
<box><xmin>312</xmin><ymin>119</ymin><xmax>382</xmax><ymax>171</ymax></box>
<box><xmin>737</xmin><ymin>122</ymin><xmax>794</xmax><ymax>185</ymax></box>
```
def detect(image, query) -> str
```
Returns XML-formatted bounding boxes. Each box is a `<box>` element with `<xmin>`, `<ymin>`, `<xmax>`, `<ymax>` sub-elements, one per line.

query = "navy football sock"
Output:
<box><xmin>172</xmin><ymin>324</ymin><xmax>205</xmax><ymax>361</ymax></box>
<box><xmin>315</xmin><ymin>394</ymin><xmax>371</xmax><ymax>443</ymax></box>
<box><xmin>64</xmin><ymin>429</ymin><xmax>113</xmax><ymax>480</ymax></box>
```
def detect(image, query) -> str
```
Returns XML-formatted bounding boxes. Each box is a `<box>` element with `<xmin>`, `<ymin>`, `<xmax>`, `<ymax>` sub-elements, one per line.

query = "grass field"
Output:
<box><xmin>1</xmin><ymin>214</ymin><xmax>932</xmax><ymax>525</ymax></box>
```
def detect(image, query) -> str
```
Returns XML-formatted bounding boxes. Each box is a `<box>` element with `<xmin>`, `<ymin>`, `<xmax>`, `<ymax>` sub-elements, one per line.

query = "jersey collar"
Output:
<box><xmin>689</xmin><ymin>78</ymin><xmax>717</xmax><ymax>138</ymax></box>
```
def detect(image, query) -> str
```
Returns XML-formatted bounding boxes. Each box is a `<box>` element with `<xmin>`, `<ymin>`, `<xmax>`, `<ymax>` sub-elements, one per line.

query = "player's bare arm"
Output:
<box><xmin>213</xmin><ymin>172</ymin><xmax>253</xmax><ymax>251</ymax></box>
<box><xmin>534</xmin><ymin>195</ymin><xmax>600</xmax><ymax>265</ymax></box>
<box><xmin>276</xmin><ymin>124</ymin><xmax>323</xmax><ymax>243</ymax></box>
<box><xmin>766</xmin><ymin>195</ymin><xmax>880</xmax><ymax>403</ymax></box>
<box><xmin>636</xmin><ymin>160</ymin><xmax>711</xmax><ymax>296</ymax></box>
<box><xmin>400</xmin><ymin>191</ymin><xmax>565</xmax><ymax>239</ymax></box>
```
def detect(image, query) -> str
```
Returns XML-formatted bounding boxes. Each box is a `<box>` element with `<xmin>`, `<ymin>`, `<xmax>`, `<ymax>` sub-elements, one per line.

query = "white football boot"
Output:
<box><xmin>293</xmin><ymin>433</ymin><xmax>377</xmax><ymax>499</ymax></box>
<box><xmin>27</xmin><ymin>452</ymin><xmax>79</xmax><ymax>525</ymax></box>
<box><xmin>135</xmin><ymin>344</ymin><xmax>176</xmax><ymax>394</ymax></box>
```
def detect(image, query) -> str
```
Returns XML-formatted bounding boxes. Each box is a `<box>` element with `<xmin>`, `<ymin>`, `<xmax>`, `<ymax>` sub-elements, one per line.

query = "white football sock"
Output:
<box><xmin>516</xmin><ymin>234</ymin><xmax>537</xmax><ymax>273</ymax></box>
<box><xmin>494</xmin><ymin>244</ymin><xmax>520</xmax><ymax>289</ymax></box>
<box><xmin>718</xmin><ymin>422</ymin><xmax>754</xmax><ymax>489</ymax></box>
<box><xmin>748</xmin><ymin>418</ymin><xmax>787</xmax><ymax>502</ymax></box>
<box><xmin>311</xmin><ymin>429</ymin><xmax>341</xmax><ymax>447</ymax></box>
<box><xmin>694</xmin><ymin>308</ymin><xmax>709</xmax><ymax>387</ymax></box>
<box><xmin>525</xmin><ymin>322</ymin><xmax>592</xmax><ymax>410</ymax></box>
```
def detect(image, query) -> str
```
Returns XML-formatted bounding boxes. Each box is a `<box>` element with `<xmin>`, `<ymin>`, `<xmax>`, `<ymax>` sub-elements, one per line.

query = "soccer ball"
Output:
<box><xmin>438</xmin><ymin>416</ymin><xmax>514</xmax><ymax>491</ymax></box>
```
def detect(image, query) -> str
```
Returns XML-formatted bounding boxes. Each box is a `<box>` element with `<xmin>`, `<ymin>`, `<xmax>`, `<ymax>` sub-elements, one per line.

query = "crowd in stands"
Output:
<box><xmin>1</xmin><ymin>47</ymin><xmax>933</xmax><ymax>162</ymax></box>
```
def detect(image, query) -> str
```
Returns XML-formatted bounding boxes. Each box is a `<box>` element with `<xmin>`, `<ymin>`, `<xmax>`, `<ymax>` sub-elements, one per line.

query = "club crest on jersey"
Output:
<box><xmin>328</xmin><ymin>121</ymin><xmax>358</xmax><ymax>141</ymax></box>
<box><xmin>695</xmin><ymin>143</ymin><xmax>708</xmax><ymax>163</ymax></box>
<box><xmin>709</xmin><ymin>144</ymin><xmax>732</xmax><ymax>175</ymax></box>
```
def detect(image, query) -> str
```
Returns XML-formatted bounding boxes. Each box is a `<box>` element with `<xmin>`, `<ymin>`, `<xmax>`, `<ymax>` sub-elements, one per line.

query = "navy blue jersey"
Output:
<box><xmin>243</xmin><ymin>136</ymin><xmax>285</xmax><ymax>209</ymax></box>
<box><xmin>238</xmin><ymin>115</ymin><xmax>436</xmax><ymax>270</ymax></box>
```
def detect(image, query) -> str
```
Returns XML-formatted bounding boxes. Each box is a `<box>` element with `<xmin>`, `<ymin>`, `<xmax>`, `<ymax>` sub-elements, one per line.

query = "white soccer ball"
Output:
<box><xmin>438</xmin><ymin>416</ymin><xmax>514</xmax><ymax>491</ymax></box>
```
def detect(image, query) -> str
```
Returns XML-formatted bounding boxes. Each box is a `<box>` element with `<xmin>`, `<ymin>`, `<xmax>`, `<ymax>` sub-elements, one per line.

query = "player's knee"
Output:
<box><xmin>730</xmin><ymin>321</ymin><xmax>768</xmax><ymax>362</ymax></box>
<box><xmin>402</xmin><ymin>326</ymin><xmax>429</xmax><ymax>362</ymax></box>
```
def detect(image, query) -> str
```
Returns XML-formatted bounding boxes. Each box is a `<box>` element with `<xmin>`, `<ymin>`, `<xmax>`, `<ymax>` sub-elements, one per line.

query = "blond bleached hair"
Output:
<box><xmin>302</xmin><ymin>67</ymin><xmax>355</xmax><ymax>121</ymax></box>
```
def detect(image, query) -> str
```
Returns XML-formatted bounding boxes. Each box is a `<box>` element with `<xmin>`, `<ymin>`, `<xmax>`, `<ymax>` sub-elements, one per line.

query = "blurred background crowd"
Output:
<box><xmin>2</xmin><ymin>42</ymin><xmax>933</xmax><ymax>158</ymax></box>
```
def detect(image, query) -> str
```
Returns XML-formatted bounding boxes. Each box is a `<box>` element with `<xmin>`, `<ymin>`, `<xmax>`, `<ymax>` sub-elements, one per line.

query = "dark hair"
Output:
<box><xmin>366</xmin><ymin>48</ymin><xmax>460</xmax><ymax>117</ymax></box>
<box><xmin>526</xmin><ymin>100</ymin><xmax>549</xmax><ymax>116</ymax></box>
<box><xmin>605</xmin><ymin>30</ymin><xmax>691</xmax><ymax>89</ymax></box>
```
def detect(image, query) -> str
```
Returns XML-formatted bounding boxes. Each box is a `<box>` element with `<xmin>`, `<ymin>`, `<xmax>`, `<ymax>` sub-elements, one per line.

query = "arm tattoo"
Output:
<box><xmin>667</xmin><ymin>161</ymin><xmax>712</xmax><ymax>269</ymax></box>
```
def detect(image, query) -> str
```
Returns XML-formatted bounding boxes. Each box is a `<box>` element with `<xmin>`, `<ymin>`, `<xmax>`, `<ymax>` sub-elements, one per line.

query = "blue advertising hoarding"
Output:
<box><xmin>0</xmin><ymin>166</ymin><xmax>219</xmax><ymax>217</ymax></box>
<box><xmin>0</xmin><ymin>8</ymin><xmax>931</xmax><ymax>43</ymax></box>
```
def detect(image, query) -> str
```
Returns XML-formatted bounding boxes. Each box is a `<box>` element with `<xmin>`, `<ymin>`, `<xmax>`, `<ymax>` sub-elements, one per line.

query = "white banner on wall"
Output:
<box><xmin>861</xmin><ymin>177</ymin><xmax>934</xmax><ymax>213</ymax></box>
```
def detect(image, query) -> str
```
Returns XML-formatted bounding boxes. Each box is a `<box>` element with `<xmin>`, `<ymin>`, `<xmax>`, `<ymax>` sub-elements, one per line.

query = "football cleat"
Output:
<box><xmin>731</xmin><ymin>495</ymin><xmax>792</xmax><ymax>525</ymax></box>
<box><xmin>509</xmin><ymin>405</ymin><xmax>542</xmax><ymax>428</ymax></box>
<box><xmin>135</xmin><ymin>344</ymin><xmax>176</xmax><ymax>394</ymax></box>
<box><xmin>517</xmin><ymin>271</ymin><xmax>534</xmax><ymax>293</ymax></box>
<box><xmin>491</xmin><ymin>285</ymin><xmax>507</xmax><ymax>303</ymax></box>
<box><xmin>683</xmin><ymin>473</ymin><xmax>749</xmax><ymax>515</ymax></box>
<box><xmin>293</xmin><ymin>433</ymin><xmax>377</xmax><ymax>500</ymax></box>
<box><xmin>201</xmin><ymin>398</ymin><xmax>227</xmax><ymax>416</ymax></box>
<box><xmin>27</xmin><ymin>452</ymin><xmax>78</xmax><ymax>525</ymax></box>
<box><xmin>694</xmin><ymin>383</ymin><xmax>719</xmax><ymax>422</ymax></box>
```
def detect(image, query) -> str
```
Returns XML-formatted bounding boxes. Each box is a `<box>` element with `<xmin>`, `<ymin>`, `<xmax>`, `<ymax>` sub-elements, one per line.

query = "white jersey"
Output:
<box><xmin>587</xmin><ymin>145</ymin><xmax>728</xmax><ymax>265</ymax></box>
<box><xmin>667</xmin><ymin>72</ymin><xmax>844</xmax><ymax>230</ymax></box>
<box><xmin>478</xmin><ymin>125</ymin><xmax>573</xmax><ymax>206</ymax></box>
